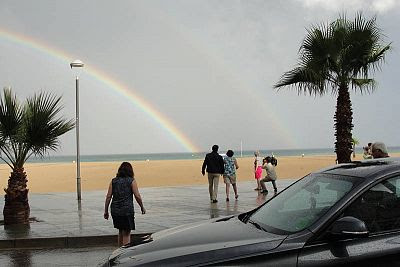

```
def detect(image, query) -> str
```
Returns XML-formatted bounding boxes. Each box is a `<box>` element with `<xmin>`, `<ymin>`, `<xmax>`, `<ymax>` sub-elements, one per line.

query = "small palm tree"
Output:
<box><xmin>1</xmin><ymin>88</ymin><xmax>74</xmax><ymax>225</ymax></box>
<box><xmin>352</xmin><ymin>137</ymin><xmax>359</xmax><ymax>158</ymax></box>
<box><xmin>274</xmin><ymin>13</ymin><xmax>390</xmax><ymax>163</ymax></box>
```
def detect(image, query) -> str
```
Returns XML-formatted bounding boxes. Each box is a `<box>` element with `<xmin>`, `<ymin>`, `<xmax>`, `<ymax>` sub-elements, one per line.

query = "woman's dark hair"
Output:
<box><xmin>226</xmin><ymin>150</ymin><xmax>234</xmax><ymax>157</ymax></box>
<box><xmin>117</xmin><ymin>162</ymin><xmax>134</xmax><ymax>178</ymax></box>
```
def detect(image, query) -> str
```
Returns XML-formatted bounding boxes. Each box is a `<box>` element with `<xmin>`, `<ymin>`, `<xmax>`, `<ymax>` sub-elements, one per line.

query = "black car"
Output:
<box><xmin>103</xmin><ymin>158</ymin><xmax>400</xmax><ymax>266</ymax></box>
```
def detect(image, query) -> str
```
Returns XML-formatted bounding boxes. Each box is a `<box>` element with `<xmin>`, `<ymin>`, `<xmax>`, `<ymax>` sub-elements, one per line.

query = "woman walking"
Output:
<box><xmin>104</xmin><ymin>162</ymin><xmax>146</xmax><ymax>246</ymax></box>
<box><xmin>223</xmin><ymin>150</ymin><xmax>239</xmax><ymax>201</ymax></box>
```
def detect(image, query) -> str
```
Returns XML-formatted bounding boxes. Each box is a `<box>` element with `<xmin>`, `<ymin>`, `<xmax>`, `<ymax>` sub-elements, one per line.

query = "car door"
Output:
<box><xmin>298</xmin><ymin>174</ymin><xmax>400</xmax><ymax>267</ymax></box>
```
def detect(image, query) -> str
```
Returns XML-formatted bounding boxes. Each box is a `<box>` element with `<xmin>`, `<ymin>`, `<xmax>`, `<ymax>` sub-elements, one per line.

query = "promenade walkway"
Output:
<box><xmin>0</xmin><ymin>179</ymin><xmax>296</xmax><ymax>249</ymax></box>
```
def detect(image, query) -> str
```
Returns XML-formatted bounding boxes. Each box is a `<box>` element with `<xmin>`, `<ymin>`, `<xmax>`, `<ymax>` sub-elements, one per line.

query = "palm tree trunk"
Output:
<box><xmin>3</xmin><ymin>168</ymin><xmax>30</xmax><ymax>225</ymax></box>
<box><xmin>334</xmin><ymin>85</ymin><xmax>353</xmax><ymax>163</ymax></box>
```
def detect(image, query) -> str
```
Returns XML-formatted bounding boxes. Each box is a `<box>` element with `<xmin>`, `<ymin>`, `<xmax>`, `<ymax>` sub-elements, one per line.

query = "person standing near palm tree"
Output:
<box><xmin>371</xmin><ymin>142</ymin><xmax>389</xmax><ymax>159</ymax></box>
<box><xmin>274</xmin><ymin>13</ymin><xmax>391</xmax><ymax>164</ymax></box>
<box><xmin>0</xmin><ymin>88</ymin><xmax>74</xmax><ymax>225</ymax></box>
<box><xmin>352</xmin><ymin>137</ymin><xmax>359</xmax><ymax>158</ymax></box>
<box><xmin>363</xmin><ymin>146</ymin><xmax>372</xmax><ymax>159</ymax></box>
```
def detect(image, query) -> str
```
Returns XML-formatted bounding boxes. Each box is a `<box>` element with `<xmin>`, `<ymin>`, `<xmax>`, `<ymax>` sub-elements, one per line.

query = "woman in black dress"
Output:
<box><xmin>104</xmin><ymin>162</ymin><xmax>146</xmax><ymax>246</ymax></box>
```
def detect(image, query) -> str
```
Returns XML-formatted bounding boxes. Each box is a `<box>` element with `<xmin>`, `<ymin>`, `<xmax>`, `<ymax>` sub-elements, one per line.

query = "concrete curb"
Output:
<box><xmin>0</xmin><ymin>233</ymin><xmax>152</xmax><ymax>250</ymax></box>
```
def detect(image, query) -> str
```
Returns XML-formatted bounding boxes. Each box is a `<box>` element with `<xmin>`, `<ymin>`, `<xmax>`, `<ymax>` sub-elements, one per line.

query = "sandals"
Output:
<box><xmin>226</xmin><ymin>194</ymin><xmax>239</xmax><ymax>202</ymax></box>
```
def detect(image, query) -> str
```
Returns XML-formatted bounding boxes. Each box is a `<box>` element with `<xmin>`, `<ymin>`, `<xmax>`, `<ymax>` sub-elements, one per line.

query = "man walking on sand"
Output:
<box><xmin>202</xmin><ymin>145</ymin><xmax>225</xmax><ymax>203</ymax></box>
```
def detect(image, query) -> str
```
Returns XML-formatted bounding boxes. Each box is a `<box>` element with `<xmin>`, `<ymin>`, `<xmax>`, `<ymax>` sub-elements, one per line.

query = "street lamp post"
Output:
<box><xmin>70</xmin><ymin>59</ymin><xmax>84</xmax><ymax>201</ymax></box>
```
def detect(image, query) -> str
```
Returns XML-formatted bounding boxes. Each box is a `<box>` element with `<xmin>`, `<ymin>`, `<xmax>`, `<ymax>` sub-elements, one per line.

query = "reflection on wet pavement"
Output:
<box><xmin>9</xmin><ymin>249</ymin><xmax>32</xmax><ymax>267</ymax></box>
<box><xmin>77</xmin><ymin>200</ymin><xmax>83</xmax><ymax>231</ymax></box>
<box><xmin>0</xmin><ymin>180</ymin><xmax>296</xmax><ymax>266</ymax></box>
<box><xmin>0</xmin><ymin>180</ymin><xmax>295</xmax><ymax>240</ymax></box>
<box><xmin>0</xmin><ymin>247</ymin><xmax>114</xmax><ymax>267</ymax></box>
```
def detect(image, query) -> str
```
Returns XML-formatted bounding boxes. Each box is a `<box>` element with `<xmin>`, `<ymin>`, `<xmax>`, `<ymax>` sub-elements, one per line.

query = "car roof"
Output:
<box><xmin>316</xmin><ymin>157</ymin><xmax>400</xmax><ymax>179</ymax></box>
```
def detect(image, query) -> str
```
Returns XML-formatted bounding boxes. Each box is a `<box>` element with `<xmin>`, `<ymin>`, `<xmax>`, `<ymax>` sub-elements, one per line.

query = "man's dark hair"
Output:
<box><xmin>226</xmin><ymin>150</ymin><xmax>234</xmax><ymax>157</ymax></box>
<box><xmin>117</xmin><ymin>162</ymin><xmax>134</xmax><ymax>178</ymax></box>
<box><xmin>212</xmin><ymin>145</ymin><xmax>219</xmax><ymax>152</ymax></box>
<box><xmin>264</xmin><ymin>156</ymin><xmax>278</xmax><ymax>166</ymax></box>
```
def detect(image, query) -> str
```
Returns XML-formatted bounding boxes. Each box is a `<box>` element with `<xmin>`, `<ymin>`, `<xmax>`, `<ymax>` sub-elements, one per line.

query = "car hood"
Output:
<box><xmin>109</xmin><ymin>216</ymin><xmax>286</xmax><ymax>266</ymax></box>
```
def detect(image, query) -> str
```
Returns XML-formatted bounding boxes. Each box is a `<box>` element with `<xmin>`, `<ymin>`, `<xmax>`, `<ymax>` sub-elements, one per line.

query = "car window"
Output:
<box><xmin>282</xmin><ymin>180</ymin><xmax>348</xmax><ymax>212</ymax></box>
<box><xmin>250</xmin><ymin>173</ymin><xmax>361</xmax><ymax>234</ymax></box>
<box><xmin>344</xmin><ymin>175</ymin><xmax>400</xmax><ymax>233</ymax></box>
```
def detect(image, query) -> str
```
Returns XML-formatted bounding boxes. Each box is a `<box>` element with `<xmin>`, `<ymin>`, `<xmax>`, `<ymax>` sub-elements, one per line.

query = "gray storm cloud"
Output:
<box><xmin>0</xmin><ymin>1</ymin><xmax>398</xmax><ymax>154</ymax></box>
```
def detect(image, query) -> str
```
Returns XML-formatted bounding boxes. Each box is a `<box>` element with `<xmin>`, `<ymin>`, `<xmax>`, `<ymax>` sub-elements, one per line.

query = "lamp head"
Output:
<box><xmin>70</xmin><ymin>59</ymin><xmax>84</xmax><ymax>69</ymax></box>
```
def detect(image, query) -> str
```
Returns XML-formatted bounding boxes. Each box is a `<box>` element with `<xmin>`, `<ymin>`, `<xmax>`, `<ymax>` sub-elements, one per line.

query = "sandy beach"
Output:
<box><xmin>2</xmin><ymin>153</ymin><xmax>398</xmax><ymax>194</ymax></box>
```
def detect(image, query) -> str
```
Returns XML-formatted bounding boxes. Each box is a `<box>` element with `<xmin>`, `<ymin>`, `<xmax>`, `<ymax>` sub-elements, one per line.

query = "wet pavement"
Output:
<box><xmin>0</xmin><ymin>179</ymin><xmax>296</xmax><ymax>266</ymax></box>
<box><xmin>0</xmin><ymin>179</ymin><xmax>296</xmax><ymax>244</ymax></box>
<box><xmin>0</xmin><ymin>246</ymin><xmax>115</xmax><ymax>267</ymax></box>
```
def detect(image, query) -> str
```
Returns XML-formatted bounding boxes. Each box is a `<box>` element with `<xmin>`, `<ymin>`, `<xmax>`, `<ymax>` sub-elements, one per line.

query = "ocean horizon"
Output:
<box><xmin>26</xmin><ymin>146</ymin><xmax>400</xmax><ymax>164</ymax></box>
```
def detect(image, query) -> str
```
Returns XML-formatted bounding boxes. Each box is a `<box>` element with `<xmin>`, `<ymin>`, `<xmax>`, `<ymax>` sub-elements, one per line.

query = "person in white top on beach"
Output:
<box><xmin>260</xmin><ymin>156</ymin><xmax>278</xmax><ymax>194</ymax></box>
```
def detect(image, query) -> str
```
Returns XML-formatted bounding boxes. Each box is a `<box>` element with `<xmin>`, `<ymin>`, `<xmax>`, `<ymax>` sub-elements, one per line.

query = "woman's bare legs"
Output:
<box><xmin>122</xmin><ymin>230</ymin><xmax>131</xmax><ymax>246</ymax></box>
<box><xmin>257</xmin><ymin>179</ymin><xmax>261</xmax><ymax>190</ymax></box>
<box><xmin>232</xmin><ymin>183</ymin><xmax>238</xmax><ymax>199</ymax></box>
<box><xmin>225</xmin><ymin>183</ymin><xmax>230</xmax><ymax>201</ymax></box>
<box><xmin>118</xmin><ymin>229</ymin><xmax>131</xmax><ymax>246</ymax></box>
<box><xmin>118</xmin><ymin>230</ymin><xmax>123</xmax><ymax>247</ymax></box>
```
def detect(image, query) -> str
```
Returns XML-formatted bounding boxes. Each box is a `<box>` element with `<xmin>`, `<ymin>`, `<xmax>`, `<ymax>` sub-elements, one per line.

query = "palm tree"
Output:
<box><xmin>1</xmin><ymin>88</ymin><xmax>74</xmax><ymax>225</ymax></box>
<box><xmin>274</xmin><ymin>13</ymin><xmax>390</xmax><ymax>163</ymax></box>
<box><xmin>352</xmin><ymin>137</ymin><xmax>359</xmax><ymax>158</ymax></box>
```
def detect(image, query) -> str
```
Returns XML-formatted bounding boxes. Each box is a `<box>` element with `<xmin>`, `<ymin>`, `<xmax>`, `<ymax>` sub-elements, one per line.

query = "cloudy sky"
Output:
<box><xmin>0</xmin><ymin>0</ymin><xmax>398</xmax><ymax>155</ymax></box>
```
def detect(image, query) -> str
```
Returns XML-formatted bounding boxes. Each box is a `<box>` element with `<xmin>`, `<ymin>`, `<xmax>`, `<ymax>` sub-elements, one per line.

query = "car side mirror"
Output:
<box><xmin>329</xmin><ymin>216</ymin><xmax>369</xmax><ymax>239</ymax></box>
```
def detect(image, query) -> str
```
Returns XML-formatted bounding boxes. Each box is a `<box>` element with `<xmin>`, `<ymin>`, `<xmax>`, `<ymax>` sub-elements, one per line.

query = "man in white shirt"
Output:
<box><xmin>260</xmin><ymin>156</ymin><xmax>278</xmax><ymax>194</ymax></box>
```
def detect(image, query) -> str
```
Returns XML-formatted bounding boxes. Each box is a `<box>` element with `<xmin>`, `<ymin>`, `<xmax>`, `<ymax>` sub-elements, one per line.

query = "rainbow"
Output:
<box><xmin>149</xmin><ymin>5</ymin><xmax>299</xmax><ymax>148</ymax></box>
<box><xmin>0</xmin><ymin>28</ymin><xmax>199</xmax><ymax>152</ymax></box>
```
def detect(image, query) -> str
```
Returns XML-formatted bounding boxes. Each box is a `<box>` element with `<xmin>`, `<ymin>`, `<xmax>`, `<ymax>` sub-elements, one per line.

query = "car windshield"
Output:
<box><xmin>249</xmin><ymin>173</ymin><xmax>362</xmax><ymax>234</ymax></box>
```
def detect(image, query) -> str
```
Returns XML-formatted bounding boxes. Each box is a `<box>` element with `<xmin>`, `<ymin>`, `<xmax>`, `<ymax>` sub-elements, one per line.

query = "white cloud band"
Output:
<box><xmin>297</xmin><ymin>0</ymin><xmax>398</xmax><ymax>13</ymax></box>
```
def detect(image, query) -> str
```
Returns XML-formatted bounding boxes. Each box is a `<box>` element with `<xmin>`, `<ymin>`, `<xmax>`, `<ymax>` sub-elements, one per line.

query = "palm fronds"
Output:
<box><xmin>274</xmin><ymin>12</ymin><xmax>390</xmax><ymax>94</ymax></box>
<box><xmin>0</xmin><ymin>88</ymin><xmax>75</xmax><ymax>169</ymax></box>
<box><xmin>273</xmin><ymin>13</ymin><xmax>390</xmax><ymax>163</ymax></box>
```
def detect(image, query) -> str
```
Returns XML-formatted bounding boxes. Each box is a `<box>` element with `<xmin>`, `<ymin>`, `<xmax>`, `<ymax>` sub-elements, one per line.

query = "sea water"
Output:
<box><xmin>26</xmin><ymin>147</ymin><xmax>400</xmax><ymax>164</ymax></box>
